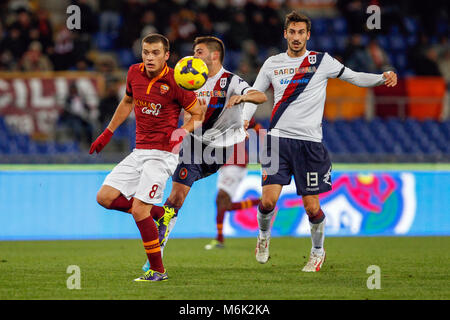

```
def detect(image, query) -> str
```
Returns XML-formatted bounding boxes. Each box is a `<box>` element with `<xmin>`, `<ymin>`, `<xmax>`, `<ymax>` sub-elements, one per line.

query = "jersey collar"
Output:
<box><xmin>145</xmin><ymin>63</ymin><xmax>169</xmax><ymax>94</ymax></box>
<box><xmin>285</xmin><ymin>50</ymin><xmax>310</xmax><ymax>61</ymax></box>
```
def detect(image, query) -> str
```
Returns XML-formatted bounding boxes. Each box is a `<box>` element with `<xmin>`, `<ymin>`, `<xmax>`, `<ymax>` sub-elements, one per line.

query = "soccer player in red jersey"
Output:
<box><xmin>89</xmin><ymin>33</ymin><xmax>205</xmax><ymax>282</ymax></box>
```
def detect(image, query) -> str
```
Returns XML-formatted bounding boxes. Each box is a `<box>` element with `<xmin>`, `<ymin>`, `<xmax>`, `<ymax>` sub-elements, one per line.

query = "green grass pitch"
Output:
<box><xmin>0</xmin><ymin>236</ymin><xmax>448</xmax><ymax>300</ymax></box>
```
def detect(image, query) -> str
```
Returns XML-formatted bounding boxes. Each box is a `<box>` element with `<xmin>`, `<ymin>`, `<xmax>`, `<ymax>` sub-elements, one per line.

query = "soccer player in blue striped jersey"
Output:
<box><xmin>242</xmin><ymin>11</ymin><xmax>397</xmax><ymax>272</ymax></box>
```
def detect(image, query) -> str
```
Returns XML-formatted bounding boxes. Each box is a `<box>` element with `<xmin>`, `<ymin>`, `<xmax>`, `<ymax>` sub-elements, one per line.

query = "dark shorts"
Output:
<box><xmin>261</xmin><ymin>135</ymin><xmax>332</xmax><ymax>195</ymax></box>
<box><xmin>172</xmin><ymin>136</ymin><xmax>234</xmax><ymax>188</ymax></box>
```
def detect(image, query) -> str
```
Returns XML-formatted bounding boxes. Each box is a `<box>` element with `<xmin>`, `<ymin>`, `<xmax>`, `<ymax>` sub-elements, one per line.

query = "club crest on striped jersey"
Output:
<box><xmin>308</xmin><ymin>55</ymin><xmax>316</xmax><ymax>64</ymax></box>
<box><xmin>220</xmin><ymin>78</ymin><xmax>227</xmax><ymax>88</ymax></box>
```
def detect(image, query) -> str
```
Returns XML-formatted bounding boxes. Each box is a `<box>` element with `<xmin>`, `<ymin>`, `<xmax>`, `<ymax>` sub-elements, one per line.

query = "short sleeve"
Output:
<box><xmin>230</xmin><ymin>75</ymin><xmax>252</xmax><ymax>96</ymax></box>
<box><xmin>324</xmin><ymin>52</ymin><xmax>346</xmax><ymax>79</ymax></box>
<box><xmin>252</xmin><ymin>59</ymin><xmax>272</xmax><ymax>92</ymax></box>
<box><xmin>175</xmin><ymin>86</ymin><xmax>197</xmax><ymax>111</ymax></box>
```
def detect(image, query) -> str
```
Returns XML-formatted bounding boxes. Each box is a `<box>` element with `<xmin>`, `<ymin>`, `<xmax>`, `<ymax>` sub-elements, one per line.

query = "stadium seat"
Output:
<box><xmin>325</xmin><ymin>79</ymin><xmax>368</xmax><ymax>120</ymax></box>
<box><xmin>94</xmin><ymin>32</ymin><xmax>117</xmax><ymax>51</ymax></box>
<box><xmin>117</xmin><ymin>49</ymin><xmax>138</xmax><ymax>68</ymax></box>
<box><xmin>311</xmin><ymin>18</ymin><xmax>328</xmax><ymax>35</ymax></box>
<box><xmin>405</xmin><ymin>77</ymin><xmax>446</xmax><ymax>120</ymax></box>
<box><xmin>332</xmin><ymin>17</ymin><xmax>348</xmax><ymax>34</ymax></box>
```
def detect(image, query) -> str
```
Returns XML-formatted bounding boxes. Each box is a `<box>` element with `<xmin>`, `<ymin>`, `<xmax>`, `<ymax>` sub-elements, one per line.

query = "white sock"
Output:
<box><xmin>257</xmin><ymin>206</ymin><xmax>275</xmax><ymax>238</ymax></box>
<box><xmin>161</xmin><ymin>216</ymin><xmax>178</xmax><ymax>249</ymax></box>
<box><xmin>310</xmin><ymin>216</ymin><xmax>326</xmax><ymax>255</ymax></box>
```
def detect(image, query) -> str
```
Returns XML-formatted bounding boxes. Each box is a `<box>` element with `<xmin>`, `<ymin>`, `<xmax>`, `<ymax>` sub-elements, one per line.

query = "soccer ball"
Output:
<box><xmin>174</xmin><ymin>56</ymin><xmax>208</xmax><ymax>91</ymax></box>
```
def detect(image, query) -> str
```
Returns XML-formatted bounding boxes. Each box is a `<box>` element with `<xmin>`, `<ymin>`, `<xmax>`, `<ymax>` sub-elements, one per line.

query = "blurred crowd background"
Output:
<box><xmin>0</xmin><ymin>0</ymin><xmax>448</xmax><ymax>163</ymax></box>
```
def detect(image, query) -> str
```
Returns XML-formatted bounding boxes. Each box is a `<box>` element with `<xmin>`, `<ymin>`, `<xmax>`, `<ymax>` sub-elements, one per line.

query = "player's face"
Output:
<box><xmin>142</xmin><ymin>41</ymin><xmax>169</xmax><ymax>75</ymax></box>
<box><xmin>193</xmin><ymin>43</ymin><xmax>213</xmax><ymax>68</ymax></box>
<box><xmin>284</xmin><ymin>22</ymin><xmax>310</xmax><ymax>56</ymax></box>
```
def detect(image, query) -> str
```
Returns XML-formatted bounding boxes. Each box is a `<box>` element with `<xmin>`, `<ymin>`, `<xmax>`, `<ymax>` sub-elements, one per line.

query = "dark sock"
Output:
<box><xmin>164</xmin><ymin>199</ymin><xmax>180</xmax><ymax>215</ymax></box>
<box><xmin>308</xmin><ymin>208</ymin><xmax>325</xmax><ymax>224</ymax></box>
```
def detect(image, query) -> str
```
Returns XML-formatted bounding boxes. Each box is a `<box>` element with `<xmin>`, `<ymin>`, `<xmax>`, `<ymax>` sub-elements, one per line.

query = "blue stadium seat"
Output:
<box><xmin>311</xmin><ymin>18</ymin><xmax>328</xmax><ymax>35</ymax></box>
<box><xmin>389</xmin><ymin>34</ymin><xmax>407</xmax><ymax>51</ymax></box>
<box><xmin>404</xmin><ymin>17</ymin><xmax>419</xmax><ymax>34</ymax></box>
<box><xmin>332</xmin><ymin>17</ymin><xmax>347</xmax><ymax>34</ymax></box>
<box><xmin>117</xmin><ymin>49</ymin><xmax>138</xmax><ymax>68</ymax></box>
<box><xmin>94</xmin><ymin>32</ymin><xmax>117</xmax><ymax>51</ymax></box>
<box><xmin>376</xmin><ymin>35</ymin><xmax>389</xmax><ymax>49</ymax></box>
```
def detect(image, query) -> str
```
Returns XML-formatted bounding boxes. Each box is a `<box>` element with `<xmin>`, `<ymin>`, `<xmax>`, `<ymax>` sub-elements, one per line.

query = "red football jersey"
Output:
<box><xmin>126</xmin><ymin>63</ymin><xmax>197</xmax><ymax>151</ymax></box>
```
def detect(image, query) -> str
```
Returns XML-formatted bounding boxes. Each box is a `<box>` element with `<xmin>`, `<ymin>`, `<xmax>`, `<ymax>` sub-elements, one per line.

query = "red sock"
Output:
<box><xmin>135</xmin><ymin>216</ymin><xmax>164</xmax><ymax>273</ymax></box>
<box><xmin>150</xmin><ymin>205</ymin><xmax>164</xmax><ymax>221</ymax></box>
<box><xmin>109</xmin><ymin>195</ymin><xmax>133</xmax><ymax>213</ymax></box>
<box><xmin>230</xmin><ymin>198</ymin><xmax>260</xmax><ymax>211</ymax></box>
<box><xmin>216</xmin><ymin>208</ymin><xmax>226</xmax><ymax>243</ymax></box>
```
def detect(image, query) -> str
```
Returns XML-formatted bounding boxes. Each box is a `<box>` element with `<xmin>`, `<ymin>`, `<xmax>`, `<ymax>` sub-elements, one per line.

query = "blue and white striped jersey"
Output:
<box><xmin>193</xmin><ymin>67</ymin><xmax>253</xmax><ymax>147</ymax></box>
<box><xmin>243</xmin><ymin>50</ymin><xmax>385</xmax><ymax>142</ymax></box>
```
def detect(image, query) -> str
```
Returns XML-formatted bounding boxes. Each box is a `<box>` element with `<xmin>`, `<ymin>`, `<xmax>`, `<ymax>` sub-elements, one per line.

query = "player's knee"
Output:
<box><xmin>96</xmin><ymin>191</ymin><xmax>111</xmax><ymax>209</ymax></box>
<box><xmin>260</xmin><ymin>198</ymin><xmax>277</xmax><ymax>212</ymax></box>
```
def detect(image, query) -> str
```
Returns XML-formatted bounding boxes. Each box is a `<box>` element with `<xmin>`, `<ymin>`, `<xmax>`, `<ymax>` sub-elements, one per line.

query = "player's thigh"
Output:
<box><xmin>134</xmin><ymin>151</ymin><xmax>179</xmax><ymax>204</ymax></box>
<box><xmin>217</xmin><ymin>165</ymin><xmax>247</xmax><ymax>199</ymax></box>
<box><xmin>260</xmin><ymin>184</ymin><xmax>283</xmax><ymax>210</ymax></box>
<box><xmin>102</xmin><ymin>152</ymin><xmax>142</xmax><ymax>199</ymax></box>
<box><xmin>293</xmin><ymin>141</ymin><xmax>332</xmax><ymax>196</ymax></box>
<box><xmin>96</xmin><ymin>184</ymin><xmax>122</xmax><ymax>207</ymax></box>
<box><xmin>261</xmin><ymin>136</ymin><xmax>292</xmax><ymax>188</ymax></box>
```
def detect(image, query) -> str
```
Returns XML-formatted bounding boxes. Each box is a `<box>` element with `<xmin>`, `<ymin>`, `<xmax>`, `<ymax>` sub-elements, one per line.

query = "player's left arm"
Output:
<box><xmin>225</xmin><ymin>89</ymin><xmax>267</xmax><ymax>109</ymax></box>
<box><xmin>325</xmin><ymin>53</ymin><xmax>397</xmax><ymax>88</ymax></box>
<box><xmin>340</xmin><ymin>68</ymin><xmax>398</xmax><ymax>88</ymax></box>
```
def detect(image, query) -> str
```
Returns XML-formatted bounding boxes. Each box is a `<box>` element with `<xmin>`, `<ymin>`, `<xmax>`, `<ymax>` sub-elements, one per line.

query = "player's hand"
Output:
<box><xmin>383</xmin><ymin>71</ymin><xmax>397</xmax><ymax>87</ymax></box>
<box><xmin>225</xmin><ymin>95</ymin><xmax>246</xmax><ymax>109</ymax></box>
<box><xmin>89</xmin><ymin>128</ymin><xmax>113</xmax><ymax>154</ymax></box>
<box><xmin>244</xmin><ymin>120</ymin><xmax>250</xmax><ymax>139</ymax></box>
<box><xmin>169</xmin><ymin>128</ymin><xmax>188</xmax><ymax>154</ymax></box>
<box><xmin>198</xmin><ymin>98</ymin><xmax>208</xmax><ymax>112</ymax></box>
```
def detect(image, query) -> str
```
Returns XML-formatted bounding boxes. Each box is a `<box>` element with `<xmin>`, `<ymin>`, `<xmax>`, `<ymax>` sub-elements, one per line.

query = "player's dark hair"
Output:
<box><xmin>193</xmin><ymin>36</ymin><xmax>225</xmax><ymax>64</ymax></box>
<box><xmin>284</xmin><ymin>11</ymin><xmax>311</xmax><ymax>32</ymax></box>
<box><xmin>142</xmin><ymin>33</ymin><xmax>170</xmax><ymax>52</ymax></box>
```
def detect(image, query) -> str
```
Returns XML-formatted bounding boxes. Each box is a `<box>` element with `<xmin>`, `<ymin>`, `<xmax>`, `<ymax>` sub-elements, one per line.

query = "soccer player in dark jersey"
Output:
<box><xmin>89</xmin><ymin>33</ymin><xmax>205</xmax><ymax>282</ymax></box>
<box><xmin>243</xmin><ymin>12</ymin><xmax>397</xmax><ymax>272</ymax></box>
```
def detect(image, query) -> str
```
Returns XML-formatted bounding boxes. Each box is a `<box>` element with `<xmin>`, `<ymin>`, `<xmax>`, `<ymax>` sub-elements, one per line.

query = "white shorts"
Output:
<box><xmin>103</xmin><ymin>148</ymin><xmax>179</xmax><ymax>204</ymax></box>
<box><xmin>216</xmin><ymin>165</ymin><xmax>247</xmax><ymax>199</ymax></box>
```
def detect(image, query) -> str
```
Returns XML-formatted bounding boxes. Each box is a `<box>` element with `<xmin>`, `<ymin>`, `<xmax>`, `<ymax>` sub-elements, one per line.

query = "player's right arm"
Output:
<box><xmin>89</xmin><ymin>94</ymin><xmax>133</xmax><ymax>154</ymax></box>
<box><xmin>106</xmin><ymin>94</ymin><xmax>134</xmax><ymax>132</ymax></box>
<box><xmin>90</xmin><ymin>66</ymin><xmax>136</xmax><ymax>154</ymax></box>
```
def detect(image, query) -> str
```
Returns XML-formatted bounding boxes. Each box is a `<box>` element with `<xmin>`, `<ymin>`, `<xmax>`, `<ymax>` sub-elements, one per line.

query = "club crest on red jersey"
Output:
<box><xmin>308</xmin><ymin>55</ymin><xmax>316</xmax><ymax>64</ymax></box>
<box><xmin>160</xmin><ymin>84</ymin><xmax>169</xmax><ymax>94</ymax></box>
